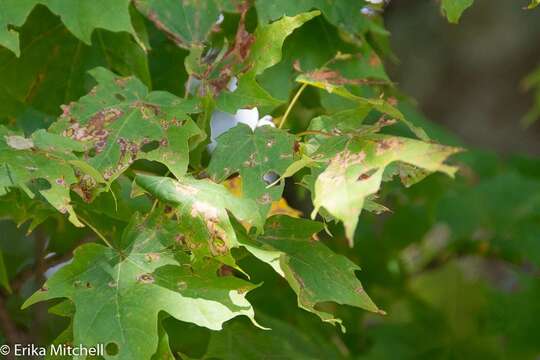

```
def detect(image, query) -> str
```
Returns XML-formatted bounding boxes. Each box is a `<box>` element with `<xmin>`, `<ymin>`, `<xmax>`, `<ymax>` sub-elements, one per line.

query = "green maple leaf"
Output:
<box><xmin>216</xmin><ymin>72</ymin><xmax>284</xmax><ymax>114</ymax></box>
<box><xmin>237</xmin><ymin>215</ymin><xmax>382</xmax><ymax>330</ymax></box>
<box><xmin>255</xmin><ymin>0</ymin><xmax>370</xmax><ymax>35</ymax></box>
<box><xmin>135</xmin><ymin>174</ymin><xmax>263</xmax><ymax>267</ymax></box>
<box><xmin>256</xmin><ymin>15</ymin><xmax>388</xmax><ymax>102</ymax></box>
<box><xmin>296</xmin><ymin>71</ymin><xmax>429</xmax><ymax>141</ymax></box>
<box><xmin>213</xmin><ymin>11</ymin><xmax>319</xmax><ymax>112</ymax></box>
<box><xmin>134</xmin><ymin>0</ymin><xmax>236</xmax><ymax>49</ymax></box>
<box><xmin>0</xmin><ymin>0</ymin><xmax>137</xmax><ymax>56</ymax></box>
<box><xmin>207</xmin><ymin>124</ymin><xmax>296</xmax><ymax>215</ymax></box>
<box><xmin>45</xmin><ymin>289</ymin><xmax>180</xmax><ymax>360</ymax></box>
<box><xmin>23</xmin><ymin>213</ymin><xmax>260</xmax><ymax>360</ymax></box>
<box><xmin>0</xmin><ymin>6</ymin><xmax>149</xmax><ymax>120</ymax></box>
<box><xmin>49</xmin><ymin>67</ymin><xmax>203</xmax><ymax>190</ymax></box>
<box><xmin>440</xmin><ymin>0</ymin><xmax>475</xmax><ymax>23</ymax></box>
<box><xmin>247</xmin><ymin>11</ymin><xmax>320</xmax><ymax>76</ymax></box>
<box><xmin>311</xmin><ymin>134</ymin><xmax>461</xmax><ymax>244</ymax></box>
<box><xmin>0</xmin><ymin>126</ymin><xmax>85</xmax><ymax>226</ymax></box>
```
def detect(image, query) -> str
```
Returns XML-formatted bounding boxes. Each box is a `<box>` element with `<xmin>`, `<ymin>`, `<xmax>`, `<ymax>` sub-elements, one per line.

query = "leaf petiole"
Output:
<box><xmin>279</xmin><ymin>83</ymin><xmax>309</xmax><ymax>129</ymax></box>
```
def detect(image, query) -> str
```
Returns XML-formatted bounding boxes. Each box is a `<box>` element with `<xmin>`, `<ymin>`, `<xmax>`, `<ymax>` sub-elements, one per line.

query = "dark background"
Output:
<box><xmin>385</xmin><ymin>0</ymin><xmax>540</xmax><ymax>155</ymax></box>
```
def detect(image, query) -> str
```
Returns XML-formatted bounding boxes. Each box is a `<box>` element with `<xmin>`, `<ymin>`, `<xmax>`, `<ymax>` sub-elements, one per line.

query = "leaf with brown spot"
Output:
<box><xmin>207</xmin><ymin>124</ymin><xmax>296</xmax><ymax>217</ymax></box>
<box><xmin>311</xmin><ymin>134</ymin><xmax>461</xmax><ymax>245</ymax></box>
<box><xmin>23</xmin><ymin>212</ymin><xmax>260</xmax><ymax>360</ymax></box>
<box><xmin>135</xmin><ymin>174</ymin><xmax>263</xmax><ymax>267</ymax></box>
<box><xmin>134</xmin><ymin>0</ymin><xmax>237</xmax><ymax>49</ymax></box>
<box><xmin>295</xmin><ymin>56</ymin><xmax>427</xmax><ymax>140</ymax></box>
<box><xmin>235</xmin><ymin>215</ymin><xmax>382</xmax><ymax>331</ymax></box>
<box><xmin>0</xmin><ymin>126</ymin><xmax>85</xmax><ymax>226</ymax></box>
<box><xmin>49</xmin><ymin>67</ymin><xmax>203</xmax><ymax>193</ymax></box>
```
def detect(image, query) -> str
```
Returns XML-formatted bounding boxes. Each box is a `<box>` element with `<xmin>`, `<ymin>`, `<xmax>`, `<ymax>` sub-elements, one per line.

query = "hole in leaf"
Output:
<box><xmin>141</xmin><ymin>140</ymin><xmax>159</xmax><ymax>153</ymax></box>
<box><xmin>357</xmin><ymin>169</ymin><xmax>377</xmax><ymax>181</ymax></box>
<box><xmin>106</xmin><ymin>342</ymin><xmax>119</xmax><ymax>356</ymax></box>
<box><xmin>262</xmin><ymin>171</ymin><xmax>279</xmax><ymax>186</ymax></box>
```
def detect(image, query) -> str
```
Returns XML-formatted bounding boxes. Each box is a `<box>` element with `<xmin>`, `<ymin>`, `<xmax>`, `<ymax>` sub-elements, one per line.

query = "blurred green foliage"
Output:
<box><xmin>0</xmin><ymin>1</ymin><xmax>538</xmax><ymax>359</ymax></box>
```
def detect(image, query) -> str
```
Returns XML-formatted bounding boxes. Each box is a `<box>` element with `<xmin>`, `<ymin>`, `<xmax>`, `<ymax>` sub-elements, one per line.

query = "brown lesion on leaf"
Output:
<box><xmin>387</xmin><ymin>97</ymin><xmax>398</xmax><ymax>106</ymax></box>
<box><xmin>375</xmin><ymin>116</ymin><xmax>397</xmax><ymax>128</ymax></box>
<box><xmin>175</xmin><ymin>233</ymin><xmax>186</xmax><ymax>245</ymax></box>
<box><xmin>293</xmin><ymin>59</ymin><xmax>303</xmax><ymax>73</ymax></box>
<box><xmin>117</xmin><ymin>137</ymin><xmax>140</xmax><ymax>166</ymax></box>
<box><xmin>144</xmin><ymin>253</ymin><xmax>161</xmax><ymax>262</ymax></box>
<box><xmin>203</xmin><ymin>2</ymin><xmax>255</xmax><ymax>95</ymax></box>
<box><xmin>302</xmin><ymin>53</ymin><xmax>390</xmax><ymax>86</ymax></box>
<box><xmin>137</xmin><ymin>273</ymin><xmax>155</xmax><ymax>284</ymax></box>
<box><xmin>257</xmin><ymin>193</ymin><xmax>273</xmax><ymax>205</ymax></box>
<box><xmin>89</xmin><ymin>108</ymin><xmax>123</xmax><ymax>129</ymax></box>
<box><xmin>176</xmin><ymin>281</ymin><xmax>188</xmax><ymax>291</ymax></box>
<box><xmin>330</xmin><ymin>150</ymin><xmax>366</xmax><ymax>170</ymax></box>
<box><xmin>305</xmin><ymin>68</ymin><xmax>385</xmax><ymax>87</ymax></box>
<box><xmin>159</xmin><ymin>138</ymin><xmax>169</xmax><ymax>147</ymax></box>
<box><xmin>63</xmin><ymin>108</ymin><xmax>122</xmax><ymax>157</ymax></box>
<box><xmin>375</xmin><ymin>138</ymin><xmax>403</xmax><ymax>155</ymax></box>
<box><xmin>357</xmin><ymin>172</ymin><xmax>372</xmax><ymax>181</ymax></box>
<box><xmin>132</xmin><ymin>101</ymin><xmax>160</xmax><ymax>119</ymax></box>
<box><xmin>189</xmin><ymin>201</ymin><xmax>232</xmax><ymax>256</ymax></box>
<box><xmin>174</xmin><ymin>182</ymin><xmax>199</xmax><ymax>196</ymax></box>
<box><xmin>207</xmin><ymin>219</ymin><xmax>230</xmax><ymax>256</ymax></box>
<box><xmin>175</xmin><ymin>233</ymin><xmax>200</xmax><ymax>251</ymax></box>
<box><xmin>114</xmin><ymin>77</ymin><xmax>130</xmax><ymax>88</ymax></box>
<box><xmin>191</xmin><ymin>201</ymin><xmax>219</xmax><ymax>220</ymax></box>
<box><xmin>103</xmin><ymin>168</ymin><xmax>114</xmax><ymax>181</ymax></box>
<box><xmin>217</xmin><ymin>265</ymin><xmax>235</xmax><ymax>277</ymax></box>
<box><xmin>60</xmin><ymin>103</ymin><xmax>74</xmax><ymax>118</ymax></box>
<box><xmin>369</xmin><ymin>53</ymin><xmax>382</xmax><ymax>68</ymax></box>
<box><xmin>242</xmin><ymin>153</ymin><xmax>257</xmax><ymax>168</ymax></box>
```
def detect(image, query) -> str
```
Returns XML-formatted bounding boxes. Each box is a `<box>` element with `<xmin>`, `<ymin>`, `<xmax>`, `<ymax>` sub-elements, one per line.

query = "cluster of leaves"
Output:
<box><xmin>0</xmin><ymin>1</ymin><xmax>538</xmax><ymax>359</ymax></box>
